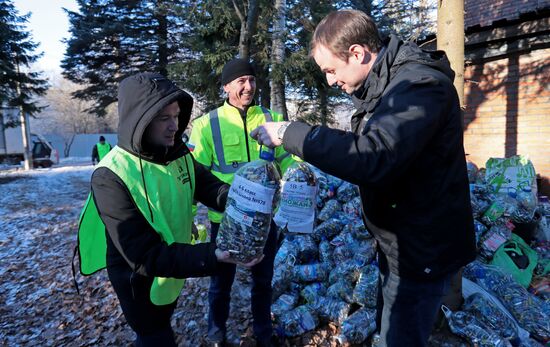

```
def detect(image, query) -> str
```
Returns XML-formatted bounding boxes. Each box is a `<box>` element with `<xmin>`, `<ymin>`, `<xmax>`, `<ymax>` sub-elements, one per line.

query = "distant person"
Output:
<box><xmin>91</xmin><ymin>136</ymin><xmax>112</xmax><ymax>164</ymax></box>
<box><xmin>77</xmin><ymin>72</ymin><xmax>262</xmax><ymax>346</ymax></box>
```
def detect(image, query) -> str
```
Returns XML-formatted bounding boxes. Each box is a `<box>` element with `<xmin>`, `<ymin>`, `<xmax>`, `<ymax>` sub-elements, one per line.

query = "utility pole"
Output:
<box><xmin>15</xmin><ymin>58</ymin><xmax>33</xmax><ymax>170</ymax></box>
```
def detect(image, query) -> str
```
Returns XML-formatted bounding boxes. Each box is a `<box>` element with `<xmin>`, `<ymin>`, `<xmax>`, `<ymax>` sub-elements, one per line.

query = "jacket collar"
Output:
<box><xmin>351</xmin><ymin>35</ymin><xmax>402</xmax><ymax>115</ymax></box>
<box><xmin>224</xmin><ymin>99</ymin><xmax>257</xmax><ymax>119</ymax></box>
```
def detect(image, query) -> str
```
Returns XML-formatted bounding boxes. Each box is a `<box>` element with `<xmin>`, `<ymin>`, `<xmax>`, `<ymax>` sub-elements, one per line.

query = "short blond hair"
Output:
<box><xmin>311</xmin><ymin>10</ymin><xmax>382</xmax><ymax>61</ymax></box>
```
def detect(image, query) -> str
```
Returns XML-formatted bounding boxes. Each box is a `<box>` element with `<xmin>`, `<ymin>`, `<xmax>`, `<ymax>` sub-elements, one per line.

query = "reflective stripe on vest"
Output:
<box><xmin>209</xmin><ymin>106</ymin><xmax>272</xmax><ymax>174</ymax></box>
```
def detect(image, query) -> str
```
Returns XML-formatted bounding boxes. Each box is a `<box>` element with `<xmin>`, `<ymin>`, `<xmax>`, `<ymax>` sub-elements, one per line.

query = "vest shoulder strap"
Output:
<box><xmin>209</xmin><ymin>106</ymin><xmax>274</xmax><ymax>174</ymax></box>
<box><xmin>209</xmin><ymin>108</ymin><xmax>247</xmax><ymax>174</ymax></box>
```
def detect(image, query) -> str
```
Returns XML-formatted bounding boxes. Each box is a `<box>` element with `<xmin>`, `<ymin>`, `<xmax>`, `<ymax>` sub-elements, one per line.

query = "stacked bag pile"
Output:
<box><xmin>217</xmin><ymin>153</ymin><xmax>550</xmax><ymax>346</ymax></box>
<box><xmin>444</xmin><ymin>156</ymin><xmax>550</xmax><ymax>346</ymax></box>
<box><xmin>270</xmin><ymin>163</ymin><xmax>379</xmax><ymax>344</ymax></box>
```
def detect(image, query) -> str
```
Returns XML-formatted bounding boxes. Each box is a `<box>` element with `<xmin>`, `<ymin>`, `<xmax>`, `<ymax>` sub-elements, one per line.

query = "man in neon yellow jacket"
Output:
<box><xmin>77</xmin><ymin>72</ymin><xmax>262</xmax><ymax>346</ymax></box>
<box><xmin>91</xmin><ymin>135</ymin><xmax>112</xmax><ymax>164</ymax></box>
<box><xmin>188</xmin><ymin>58</ymin><xmax>293</xmax><ymax>347</ymax></box>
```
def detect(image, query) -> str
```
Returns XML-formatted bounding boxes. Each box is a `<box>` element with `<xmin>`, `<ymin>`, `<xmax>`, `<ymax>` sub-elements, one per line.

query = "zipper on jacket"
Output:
<box><xmin>240</xmin><ymin>109</ymin><xmax>251</xmax><ymax>162</ymax></box>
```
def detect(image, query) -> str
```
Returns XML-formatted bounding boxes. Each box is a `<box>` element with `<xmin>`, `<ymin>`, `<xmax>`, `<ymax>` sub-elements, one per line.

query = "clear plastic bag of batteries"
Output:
<box><xmin>216</xmin><ymin>150</ymin><xmax>280</xmax><ymax>263</ymax></box>
<box><xmin>274</xmin><ymin>162</ymin><xmax>318</xmax><ymax>233</ymax></box>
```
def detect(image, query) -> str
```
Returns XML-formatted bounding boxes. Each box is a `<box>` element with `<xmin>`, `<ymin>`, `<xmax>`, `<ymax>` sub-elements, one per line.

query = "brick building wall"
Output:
<box><xmin>463</xmin><ymin>0</ymin><xmax>550</xmax><ymax>194</ymax></box>
<box><xmin>465</xmin><ymin>0</ymin><xmax>550</xmax><ymax>28</ymax></box>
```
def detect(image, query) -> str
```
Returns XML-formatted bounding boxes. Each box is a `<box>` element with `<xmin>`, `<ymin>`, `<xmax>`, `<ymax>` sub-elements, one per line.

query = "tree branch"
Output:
<box><xmin>232</xmin><ymin>0</ymin><xmax>244</xmax><ymax>22</ymax></box>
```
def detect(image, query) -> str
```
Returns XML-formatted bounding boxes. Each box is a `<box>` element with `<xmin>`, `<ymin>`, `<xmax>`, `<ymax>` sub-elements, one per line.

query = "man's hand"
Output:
<box><xmin>250</xmin><ymin>121</ymin><xmax>290</xmax><ymax>148</ymax></box>
<box><xmin>215</xmin><ymin>249</ymin><xmax>265</xmax><ymax>268</ymax></box>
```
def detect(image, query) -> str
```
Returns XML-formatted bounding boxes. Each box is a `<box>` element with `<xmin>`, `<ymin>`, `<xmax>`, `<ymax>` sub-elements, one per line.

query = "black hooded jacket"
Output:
<box><xmin>283</xmin><ymin>36</ymin><xmax>476</xmax><ymax>280</ymax></box>
<box><xmin>91</xmin><ymin>73</ymin><xmax>229</xmax><ymax>301</ymax></box>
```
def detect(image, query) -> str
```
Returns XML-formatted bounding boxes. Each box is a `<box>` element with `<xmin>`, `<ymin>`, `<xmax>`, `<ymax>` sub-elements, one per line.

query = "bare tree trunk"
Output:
<box><xmin>15</xmin><ymin>60</ymin><xmax>32</xmax><ymax>170</ymax></box>
<box><xmin>257</xmin><ymin>62</ymin><xmax>271</xmax><ymax>108</ymax></box>
<box><xmin>155</xmin><ymin>0</ymin><xmax>169</xmax><ymax>76</ymax></box>
<box><xmin>64</xmin><ymin>133</ymin><xmax>76</xmax><ymax>158</ymax></box>
<box><xmin>437</xmin><ymin>0</ymin><xmax>464</xmax><ymax>107</ymax></box>
<box><xmin>233</xmin><ymin>0</ymin><xmax>260</xmax><ymax>59</ymax></box>
<box><xmin>435</xmin><ymin>0</ymin><xmax>465</xmax><ymax>328</ymax></box>
<box><xmin>270</xmin><ymin>0</ymin><xmax>288</xmax><ymax>119</ymax></box>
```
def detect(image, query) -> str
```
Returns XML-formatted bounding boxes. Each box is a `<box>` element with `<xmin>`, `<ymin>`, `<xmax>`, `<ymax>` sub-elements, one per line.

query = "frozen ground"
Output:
<box><xmin>0</xmin><ymin>162</ymin><xmax>267</xmax><ymax>346</ymax></box>
<box><xmin>0</xmin><ymin>162</ymin><xmax>464</xmax><ymax>346</ymax></box>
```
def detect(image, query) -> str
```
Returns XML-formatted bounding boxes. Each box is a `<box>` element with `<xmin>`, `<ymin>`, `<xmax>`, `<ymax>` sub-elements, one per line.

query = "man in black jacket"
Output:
<box><xmin>251</xmin><ymin>10</ymin><xmax>476</xmax><ymax>347</ymax></box>
<box><xmin>78</xmin><ymin>72</ymin><xmax>262</xmax><ymax>346</ymax></box>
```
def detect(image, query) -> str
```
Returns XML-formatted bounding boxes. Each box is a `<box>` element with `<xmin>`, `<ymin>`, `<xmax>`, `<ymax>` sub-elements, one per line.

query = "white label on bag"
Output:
<box><xmin>228</xmin><ymin>174</ymin><xmax>276</xmax><ymax>214</ymax></box>
<box><xmin>274</xmin><ymin>180</ymin><xmax>317</xmax><ymax>233</ymax></box>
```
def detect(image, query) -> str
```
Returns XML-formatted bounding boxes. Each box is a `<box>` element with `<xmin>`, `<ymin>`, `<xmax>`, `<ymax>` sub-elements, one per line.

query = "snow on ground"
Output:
<box><xmin>59</xmin><ymin>156</ymin><xmax>94</xmax><ymax>165</ymax></box>
<box><xmin>0</xmin><ymin>163</ymin><xmax>99</xmax><ymax>345</ymax></box>
<box><xmin>0</xmin><ymin>164</ymin><xmax>93</xmax><ymax>220</ymax></box>
<box><xmin>0</xmin><ymin>162</ymin><xmax>260</xmax><ymax>346</ymax></box>
<box><xmin>0</xmin><ymin>162</ymin><xmax>463</xmax><ymax>346</ymax></box>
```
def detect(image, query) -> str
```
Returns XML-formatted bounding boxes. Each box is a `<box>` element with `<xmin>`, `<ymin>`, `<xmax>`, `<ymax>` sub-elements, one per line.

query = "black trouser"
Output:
<box><xmin>107</xmin><ymin>266</ymin><xmax>177</xmax><ymax>347</ymax></box>
<box><xmin>207</xmin><ymin>221</ymin><xmax>278</xmax><ymax>343</ymax></box>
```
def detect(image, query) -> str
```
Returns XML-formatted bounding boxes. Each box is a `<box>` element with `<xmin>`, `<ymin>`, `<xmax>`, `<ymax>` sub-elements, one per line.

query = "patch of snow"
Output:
<box><xmin>59</xmin><ymin>157</ymin><xmax>93</xmax><ymax>165</ymax></box>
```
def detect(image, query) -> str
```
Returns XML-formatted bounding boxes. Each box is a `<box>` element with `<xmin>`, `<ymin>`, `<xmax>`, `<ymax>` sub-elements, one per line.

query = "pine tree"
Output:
<box><xmin>0</xmin><ymin>0</ymin><xmax>48</xmax><ymax>126</ymax></box>
<box><xmin>270</xmin><ymin>0</ymin><xmax>288</xmax><ymax>119</ymax></box>
<box><xmin>62</xmin><ymin>0</ymin><xmax>187</xmax><ymax>117</ymax></box>
<box><xmin>377</xmin><ymin>0</ymin><xmax>436</xmax><ymax>40</ymax></box>
<box><xmin>283</xmin><ymin>0</ymin><xmax>340</xmax><ymax>125</ymax></box>
<box><xmin>169</xmin><ymin>0</ymin><xmax>241</xmax><ymax>111</ymax></box>
<box><xmin>62</xmin><ymin>0</ymin><xmax>135</xmax><ymax>117</ymax></box>
<box><xmin>171</xmin><ymin>0</ymin><xmax>338</xmax><ymax>123</ymax></box>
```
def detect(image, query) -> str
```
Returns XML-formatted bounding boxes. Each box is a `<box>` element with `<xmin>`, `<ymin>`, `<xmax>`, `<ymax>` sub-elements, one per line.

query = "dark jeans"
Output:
<box><xmin>107</xmin><ymin>267</ymin><xmax>178</xmax><ymax>347</ymax></box>
<box><xmin>375</xmin><ymin>260</ymin><xmax>453</xmax><ymax>347</ymax></box>
<box><xmin>208</xmin><ymin>222</ymin><xmax>277</xmax><ymax>343</ymax></box>
<box><xmin>134</xmin><ymin>326</ymin><xmax>177</xmax><ymax>347</ymax></box>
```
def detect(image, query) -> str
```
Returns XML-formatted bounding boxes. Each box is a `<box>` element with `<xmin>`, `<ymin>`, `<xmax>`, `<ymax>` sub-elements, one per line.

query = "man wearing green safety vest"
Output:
<box><xmin>77</xmin><ymin>72</ymin><xmax>262</xmax><ymax>347</ymax></box>
<box><xmin>188</xmin><ymin>58</ymin><xmax>294</xmax><ymax>347</ymax></box>
<box><xmin>91</xmin><ymin>135</ymin><xmax>112</xmax><ymax>164</ymax></box>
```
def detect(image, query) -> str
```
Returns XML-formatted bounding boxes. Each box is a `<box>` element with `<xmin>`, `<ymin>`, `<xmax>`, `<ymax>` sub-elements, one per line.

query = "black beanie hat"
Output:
<box><xmin>99</xmin><ymin>135</ymin><xmax>105</xmax><ymax>142</ymax></box>
<box><xmin>221</xmin><ymin>58</ymin><xmax>255</xmax><ymax>85</ymax></box>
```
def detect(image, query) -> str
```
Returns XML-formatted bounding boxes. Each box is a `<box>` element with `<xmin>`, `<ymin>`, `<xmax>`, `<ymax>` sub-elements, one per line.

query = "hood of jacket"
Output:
<box><xmin>352</xmin><ymin>34</ymin><xmax>455</xmax><ymax>114</ymax></box>
<box><xmin>117</xmin><ymin>72</ymin><xmax>193</xmax><ymax>161</ymax></box>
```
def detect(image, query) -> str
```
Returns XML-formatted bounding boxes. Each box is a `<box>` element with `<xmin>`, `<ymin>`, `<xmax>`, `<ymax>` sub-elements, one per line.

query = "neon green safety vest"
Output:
<box><xmin>189</xmin><ymin>102</ymin><xmax>295</xmax><ymax>223</ymax></box>
<box><xmin>78</xmin><ymin>145</ymin><xmax>195</xmax><ymax>305</ymax></box>
<box><xmin>96</xmin><ymin>142</ymin><xmax>111</xmax><ymax>161</ymax></box>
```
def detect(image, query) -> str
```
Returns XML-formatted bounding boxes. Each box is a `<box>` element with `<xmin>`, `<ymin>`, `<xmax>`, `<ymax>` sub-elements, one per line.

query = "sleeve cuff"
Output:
<box><xmin>282</xmin><ymin>122</ymin><xmax>312</xmax><ymax>159</ymax></box>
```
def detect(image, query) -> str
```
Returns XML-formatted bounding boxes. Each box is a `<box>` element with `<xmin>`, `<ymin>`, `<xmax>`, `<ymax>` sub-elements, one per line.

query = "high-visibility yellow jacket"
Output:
<box><xmin>189</xmin><ymin>101</ymin><xmax>295</xmax><ymax>222</ymax></box>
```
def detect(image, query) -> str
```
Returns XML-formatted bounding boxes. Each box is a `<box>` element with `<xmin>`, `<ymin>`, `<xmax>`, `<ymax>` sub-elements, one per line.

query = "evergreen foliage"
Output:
<box><xmin>62</xmin><ymin>0</ymin><xmax>187</xmax><ymax>117</ymax></box>
<box><xmin>61</xmin><ymin>0</ymin><xmax>437</xmax><ymax>124</ymax></box>
<box><xmin>0</xmin><ymin>0</ymin><xmax>48</xmax><ymax>126</ymax></box>
<box><xmin>169</xmin><ymin>0</ymin><xmax>239</xmax><ymax>111</ymax></box>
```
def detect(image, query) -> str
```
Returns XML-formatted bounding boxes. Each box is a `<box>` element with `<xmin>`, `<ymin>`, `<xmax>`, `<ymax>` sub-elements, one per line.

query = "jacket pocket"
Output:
<box><xmin>222</xmin><ymin>133</ymin><xmax>242</xmax><ymax>163</ymax></box>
